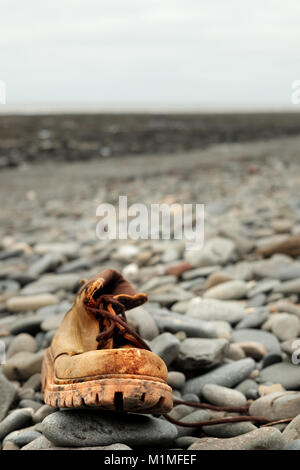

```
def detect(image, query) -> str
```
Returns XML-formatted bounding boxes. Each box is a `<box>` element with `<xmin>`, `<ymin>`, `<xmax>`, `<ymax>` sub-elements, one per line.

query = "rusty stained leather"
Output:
<box><xmin>49</xmin><ymin>269</ymin><xmax>168</xmax><ymax>381</ymax></box>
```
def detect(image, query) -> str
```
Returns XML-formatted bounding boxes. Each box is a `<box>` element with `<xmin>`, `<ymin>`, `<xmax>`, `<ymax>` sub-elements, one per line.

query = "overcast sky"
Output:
<box><xmin>1</xmin><ymin>0</ymin><xmax>300</xmax><ymax>112</ymax></box>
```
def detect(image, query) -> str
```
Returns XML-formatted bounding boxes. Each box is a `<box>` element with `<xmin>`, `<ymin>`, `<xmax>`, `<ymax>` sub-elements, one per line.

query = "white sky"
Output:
<box><xmin>0</xmin><ymin>0</ymin><xmax>300</xmax><ymax>112</ymax></box>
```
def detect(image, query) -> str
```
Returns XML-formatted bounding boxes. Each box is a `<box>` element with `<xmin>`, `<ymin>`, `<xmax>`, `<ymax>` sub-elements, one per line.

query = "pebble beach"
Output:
<box><xmin>1</xmin><ymin>127</ymin><xmax>300</xmax><ymax>451</ymax></box>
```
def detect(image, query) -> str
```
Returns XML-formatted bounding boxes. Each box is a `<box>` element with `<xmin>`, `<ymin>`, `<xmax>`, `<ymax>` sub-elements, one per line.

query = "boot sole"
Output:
<box><xmin>42</xmin><ymin>350</ymin><xmax>173</xmax><ymax>414</ymax></box>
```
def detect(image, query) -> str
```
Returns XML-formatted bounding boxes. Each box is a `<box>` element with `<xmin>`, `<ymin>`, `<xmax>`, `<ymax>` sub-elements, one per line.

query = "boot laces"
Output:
<box><xmin>85</xmin><ymin>294</ymin><xmax>151</xmax><ymax>351</ymax></box>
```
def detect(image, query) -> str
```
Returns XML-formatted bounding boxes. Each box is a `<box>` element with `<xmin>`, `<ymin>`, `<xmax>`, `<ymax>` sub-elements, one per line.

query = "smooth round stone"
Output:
<box><xmin>2</xmin><ymin>350</ymin><xmax>45</xmax><ymax>381</ymax></box>
<box><xmin>37</xmin><ymin>273</ymin><xmax>81</xmax><ymax>290</ymax></box>
<box><xmin>0</xmin><ymin>409</ymin><xmax>33</xmax><ymax>441</ymax></box>
<box><xmin>148</xmin><ymin>291</ymin><xmax>192</xmax><ymax>307</ymax></box>
<box><xmin>42</xmin><ymin>410</ymin><xmax>178</xmax><ymax>447</ymax></box>
<box><xmin>167</xmin><ymin>371</ymin><xmax>186</xmax><ymax>390</ymax></box>
<box><xmin>235</xmin><ymin>308</ymin><xmax>269</xmax><ymax>329</ymax></box>
<box><xmin>188</xmin><ymin>427</ymin><xmax>284</xmax><ymax>450</ymax></box>
<box><xmin>278</xmin><ymin>264</ymin><xmax>300</xmax><ymax>281</ymax></box>
<box><xmin>283</xmin><ymin>414</ymin><xmax>300</xmax><ymax>444</ymax></box>
<box><xmin>57</xmin><ymin>259</ymin><xmax>92</xmax><ymax>274</ymax></box>
<box><xmin>177</xmin><ymin>338</ymin><xmax>229</xmax><ymax>369</ymax></box>
<box><xmin>3</xmin><ymin>429</ymin><xmax>41</xmax><ymax>447</ymax></box>
<box><xmin>283</xmin><ymin>440</ymin><xmax>300</xmax><ymax>450</ymax></box>
<box><xmin>278</xmin><ymin>262</ymin><xmax>300</xmax><ymax>281</ymax></box>
<box><xmin>204</xmin><ymin>272</ymin><xmax>234</xmax><ymax>290</ymax></box>
<box><xmin>34</xmin><ymin>243</ymin><xmax>80</xmax><ymax>258</ymax></box>
<box><xmin>9</xmin><ymin>316</ymin><xmax>44</xmax><ymax>335</ymax></box>
<box><xmin>202</xmin><ymin>421</ymin><xmax>257</xmax><ymax>438</ymax></box>
<box><xmin>19</xmin><ymin>399</ymin><xmax>42</xmax><ymax>411</ymax></box>
<box><xmin>125</xmin><ymin>306</ymin><xmax>159</xmax><ymax>340</ymax></box>
<box><xmin>204</xmin><ymin>280</ymin><xmax>247</xmax><ymax>301</ymax></box>
<box><xmin>112</xmin><ymin>245</ymin><xmax>139</xmax><ymax>262</ymax></box>
<box><xmin>175</xmin><ymin>409</ymin><xmax>211</xmax><ymax>437</ymax></box>
<box><xmin>202</xmin><ymin>384</ymin><xmax>247</xmax><ymax>407</ymax></box>
<box><xmin>270</xmin><ymin>313</ymin><xmax>300</xmax><ymax>341</ymax></box>
<box><xmin>7</xmin><ymin>333</ymin><xmax>37</xmax><ymax>359</ymax></box>
<box><xmin>231</xmin><ymin>329</ymin><xmax>281</xmax><ymax>353</ymax></box>
<box><xmin>181</xmin><ymin>393</ymin><xmax>200</xmax><ymax>403</ymax></box>
<box><xmin>249</xmin><ymin>391</ymin><xmax>300</xmax><ymax>420</ymax></box>
<box><xmin>185</xmin><ymin>237</ymin><xmax>236</xmax><ymax>267</ymax></box>
<box><xmin>140</xmin><ymin>275</ymin><xmax>179</xmax><ymax>292</ymax></box>
<box><xmin>259</xmin><ymin>363</ymin><xmax>300</xmax><ymax>390</ymax></box>
<box><xmin>256</xmin><ymin>236</ymin><xmax>300</xmax><ymax>258</ymax></box>
<box><xmin>166</xmin><ymin>261</ymin><xmax>193</xmax><ymax>278</ymax></box>
<box><xmin>171</xmin><ymin>299</ymin><xmax>192</xmax><ymax>314</ymax></box>
<box><xmin>28</xmin><ymin>253</ymin><xmax>64</xmax><ymax>277</ymax></box>
<box><xmin>270</xmin><ymin>218</ymin><xmax>293</xmax><ymax>233</ymax></box>
<box><xmin>150</xmin><ymin>332</ymin><xmax>180</xmax><ymax>366</ymax></box>
<box><xmin>253</xmin><ymin>256</ymin><xmax>292</xmax><ymax>280</ymax></box>
<box><xmin>20</xmin><ymin>283</ymin><xmax>57</xmax><ymax>296</ymax></box>
<box><xmin>168</xmin><ymin>404</ymin><xmax>195</xmax><ymax>420</ymax></box>
<box><xmin>247</xmin><ymin>279</ymin><xmax>280</xmax><ymax>298</ymax></box>
<box><xmin>8</xmin><ymin>273</ymin><xmax>37</xmax><ymax>287</ymax></box>
<box><xmin>152</xmin><ymin>309</ymin><xmax>218</xmax><ymax>338</ymax></box>
<box><xmin>6</xmin><ymin>294</ymin><xmax>59</xmax><ymax>312</ymax></box>
<box><xmin>186</xmin><ymin>298</ymin><xmax>246</xmax><ymax>324</ymax></box>
<box><xmin>184</xmin><ymin>358</ymin><xmax>256</xmax><ymax>396</ymax></box>
<box><xmin>247</xmin><ymin>294</ymin><xmax>267</xmax><ymax>308</ymax></box>
<box><xmin>182</xmin><ymin>266</ymin><xmax>221</xmax><ymax>280</ymax></box>
<box><xmin>274</xmin><ymin>279</ymin><xmax>300</xmax><ymax>295</ymax></box>
<box><xmin>0</xmin><ymin>373</ymin><xmax>18</xmax><ymax>421</ymax></box>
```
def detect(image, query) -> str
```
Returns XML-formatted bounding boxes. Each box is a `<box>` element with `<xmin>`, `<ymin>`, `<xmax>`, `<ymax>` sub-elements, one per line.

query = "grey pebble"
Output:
<box><xmin>231</xmin><ymin>328</ymin><xmax>281</xmax><ymax>354</ymax></box>
<box><xmin>3</xmin><ymin>429</ymin><xmax>41</xmax><ymax>447</ymax></box>
<box><xmin>167</xmin><ymin>371</ymin><xmax>186</xmax><ymax>389</ymax></box>
<box><xmin>0</xmin><ymin>372</ymin><xmax>17</xmax><ymax>422</ymax></box>
<box><xmin>184</xmin><ymin>358</ymin><xmax>256</xmax><ymax>396</ymax></box>
<box><xmin>150</xmin><ymin>332</ymin><xmax>180</xmax><ymax>366</ymax></box>
<box><xmin>202</xmin><ymin>421</ymin><xmax>257</xmax><ymax>438</ymax></box>
<box><xmin>0</xmin><ymin>409</ymin><xmax>33</xmax><ymax>441</ymax></box>
<box><xmin>189</xmin><ymin>427</ymin><xmax>284</xmax><ymax>450</ymax></box>
<box><xmin>259</xmin><ymin>363</ymin><xmax>300</xmax><ymax>390</ymax></box>
<box><xmin>177</xmin><ymin>337</ymin><xmax>229</xmax><ymax>369</ymax></box>
<box><xmin>202</xmin><ymin>384</ymin><xmax>247</xmax><ymax>407</ymax></box>
<box><xmin>42</xmin><ymin>410</ymin><xmax>178</xmax><ymax>447</ymax></box>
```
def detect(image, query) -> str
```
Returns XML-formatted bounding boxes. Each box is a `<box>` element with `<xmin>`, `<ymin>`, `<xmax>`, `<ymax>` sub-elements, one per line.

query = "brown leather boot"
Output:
<box><xmin>42</xmin><ymin>269</ymin><xmax>173</xmax><ymax>414</ymax></box>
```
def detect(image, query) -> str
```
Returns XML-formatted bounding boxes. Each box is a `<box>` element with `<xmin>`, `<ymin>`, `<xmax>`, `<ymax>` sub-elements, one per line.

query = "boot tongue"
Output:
<box><xmin>80</xmin><ymin>269</ymin><xmax>148</xmax><ymax>350</ymax></box>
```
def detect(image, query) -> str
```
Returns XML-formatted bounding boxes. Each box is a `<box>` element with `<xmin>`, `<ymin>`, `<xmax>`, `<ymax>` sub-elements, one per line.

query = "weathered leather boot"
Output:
<box><xmin>42</xmin><ymin>269</ymin><xmax>173</xmax><ymax>414</ymax></box>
